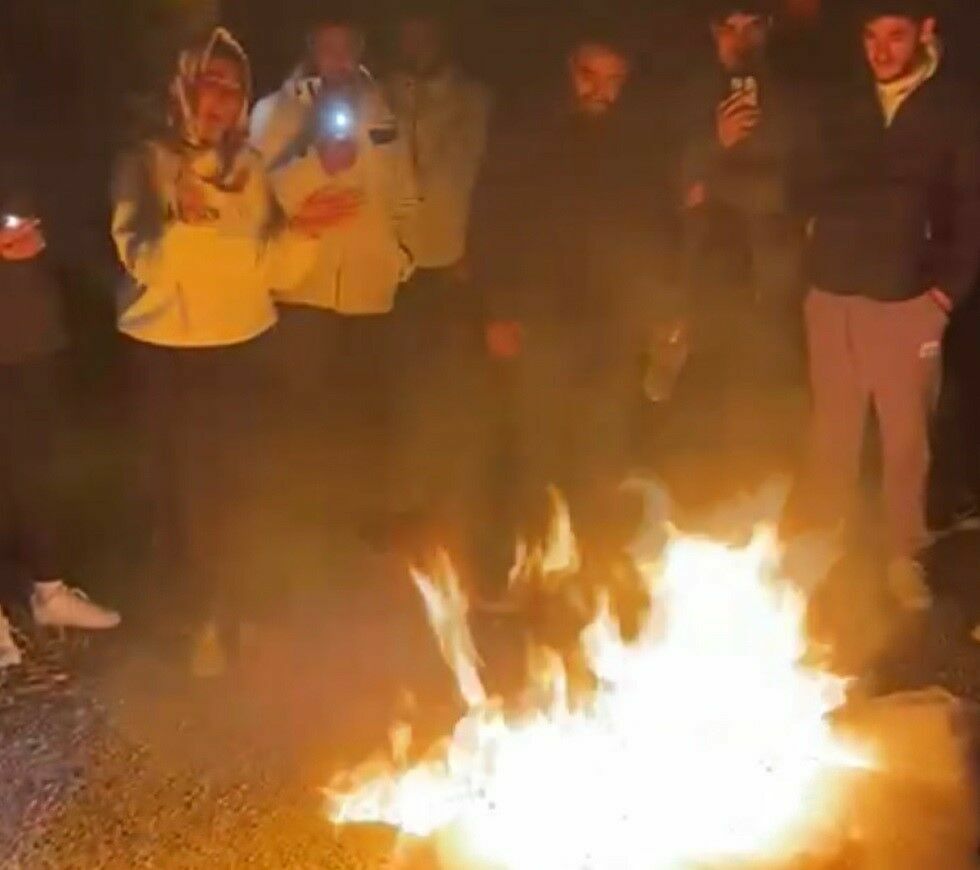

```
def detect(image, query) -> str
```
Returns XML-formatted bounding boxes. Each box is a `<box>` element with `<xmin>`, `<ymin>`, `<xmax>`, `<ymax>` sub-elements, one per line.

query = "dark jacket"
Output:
<box><xmin>471</xmin><ymin>97</ymin><xmax>676</xmax><ymax>343</ymax></box>
<box><xmin>679</xmin><ymin>66</ymin><xmax>799</xmax><ymax>217</ymax></box>
<box><xmin>805</xmin><ymin>73</ymin><xmax>980</xmax><ymax>307</ymax></box>
<box><xmin>0</xmin><ymin>159</ymin><xmax>67</xmax><ymax>365</ymax></box>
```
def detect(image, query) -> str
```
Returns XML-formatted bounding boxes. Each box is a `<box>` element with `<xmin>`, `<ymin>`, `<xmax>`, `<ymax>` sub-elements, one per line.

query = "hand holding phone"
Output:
<box><xmin>0</xmin><ymin>216</ymin><xmax>45</xmax><ymax>261</ymax></box>
<box><xmin>717</xmin><ymin>84</ymin><xmax>761</xmax><ymax>149</ymax></box>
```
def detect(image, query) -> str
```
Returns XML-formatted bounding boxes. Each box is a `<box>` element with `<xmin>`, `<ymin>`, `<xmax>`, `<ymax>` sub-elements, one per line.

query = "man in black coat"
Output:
<box><xmin>472</xmin><ymin>21</ymin><xmax>676</xmax><ymax>557</ymax></box>
<box><xmin>785</xmin><ymin>0</ymin><xmax>980</xmax><ymax>611</ymax></box>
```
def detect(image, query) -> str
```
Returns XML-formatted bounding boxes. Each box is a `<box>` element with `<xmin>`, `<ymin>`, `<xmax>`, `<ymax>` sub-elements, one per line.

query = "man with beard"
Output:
<box><xmin>472</xmin><ymin>22</ymin><xmax>675</xmax><ymax>578</ymax></box>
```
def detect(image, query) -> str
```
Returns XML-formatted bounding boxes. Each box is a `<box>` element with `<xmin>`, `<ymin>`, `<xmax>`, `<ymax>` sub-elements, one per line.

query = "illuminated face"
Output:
<box><xmin>711</xmin><ymin>13</ymin><xmax>769</xmax><ymax>73</ymax></box>
<box><xmin>862</xmin><ymin>15</ymin><xmax>929</xmax><ymax>83</ymax></box>
<box><xmin>569</xmin><ymin>42</ymin><xmax>630</xmax><ymax>117</ymax></box>
<box><xmin>311</xmin><ymin>24</ymin><xmax>361</xmax><ymax>85</ymax></box>
<box><xmin>398</xmin><ymin>16</ymin><xmax>446</xmax><ymax>76</ymax></box>
<box><xmin>193</xmin><ymin>56</ymin><xmax>246</xmax><ymax>145</ymax></box>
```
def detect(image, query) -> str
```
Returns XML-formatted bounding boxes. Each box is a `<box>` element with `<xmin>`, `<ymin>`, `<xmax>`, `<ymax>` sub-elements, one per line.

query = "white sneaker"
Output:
<box><xmin>886</xmin><ymin>558</ymin><xmax>933</xmax><ymax>612</ymax></box>
<box><xmin>31</xmin><ymin>582</ymin><xmax>121</xmax><ymax>630</ymax></box>
<box><xmin>0</xmin><ymin>607</ymin><xmax>23</xmax><ymax>668</ymax></box>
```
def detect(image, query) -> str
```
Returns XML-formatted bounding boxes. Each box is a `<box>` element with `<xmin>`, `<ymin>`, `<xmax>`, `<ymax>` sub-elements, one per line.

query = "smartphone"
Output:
<box><xmin>730</xmin><ymin>76</ymin><xmax>759</xmax><ymax>108</ymax></box>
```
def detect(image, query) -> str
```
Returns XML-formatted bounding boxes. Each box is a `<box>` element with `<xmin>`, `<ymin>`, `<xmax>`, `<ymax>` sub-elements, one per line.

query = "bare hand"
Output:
<box><xmin>684</xmin><ymin>182</ymin><xmax>707</xmax><ymax>210</ymax></box>
<box><xmin>290</xmin><ymin>188</ymin><xmax>362</xmax><ymax>237</ymax></box>
<box><xmin>485</xmin><ymin>320</ymin><xmax>523</xmax><ymax>360</ymax></box>
<box><xmin>716</xmin><ymin>92</ymin><xmax>760</xmax><ymax>149</ymax></box>
<box><xmin>176</xmin><ymin>173</ymin><xmax>213</xmax><ymax>224</ymax></box>
<box><xmin>928</xmin><ymin>287</ymin><xmax>953</xmax><ymax>315</ymax></box>
<box><xmin>0</xmin><ymin>220</ymin><xmax>45</xmax><ymax>261</ymax></box>
<box><xmin>317</xmin><ymin>140</ymin><xmax>358</xmax><ymax>176</ymax></box>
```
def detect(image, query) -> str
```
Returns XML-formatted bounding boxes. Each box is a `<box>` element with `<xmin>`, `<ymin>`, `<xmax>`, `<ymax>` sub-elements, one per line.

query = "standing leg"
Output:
<box><xmin>783</xmin><ymin>290</ymin><xmax>868</xmax><ymax>534</ymax></box>
<box><xmin>865</xmin><ymin>294</ymin><xmax>946</xmax><ymax>559</ymax></box>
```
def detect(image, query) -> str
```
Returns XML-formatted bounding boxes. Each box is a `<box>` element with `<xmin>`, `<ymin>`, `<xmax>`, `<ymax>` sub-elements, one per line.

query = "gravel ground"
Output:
<box><xmin>2</xmin><ymin>386</ymin><xmax>979</xmax><ymax>867</ymax></box>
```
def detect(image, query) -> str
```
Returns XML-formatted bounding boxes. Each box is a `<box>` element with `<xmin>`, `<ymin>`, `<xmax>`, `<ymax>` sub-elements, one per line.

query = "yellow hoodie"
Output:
<box><xmin>112</xmin><ymin>141</ymin><xmax>314</xmax><ymax>347</ymax></box>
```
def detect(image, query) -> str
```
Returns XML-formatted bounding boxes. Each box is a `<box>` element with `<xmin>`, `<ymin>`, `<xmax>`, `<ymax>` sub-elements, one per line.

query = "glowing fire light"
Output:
<box><xmin>326</xmin><ymin>489</ymin><xmax>875</xmax><ymax>869</ymax></box>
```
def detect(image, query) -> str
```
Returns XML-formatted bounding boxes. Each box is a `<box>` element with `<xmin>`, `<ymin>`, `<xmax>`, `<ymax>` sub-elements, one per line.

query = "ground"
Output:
<box><xmin>2</xmin><ymin>361</ymin><xmax>980</xmax><ymax>869</ymax></box>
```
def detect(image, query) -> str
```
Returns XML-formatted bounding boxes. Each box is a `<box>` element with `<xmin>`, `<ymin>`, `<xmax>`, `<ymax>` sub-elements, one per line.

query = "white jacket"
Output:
<box><xmin>383</xmin><ymin>68</ymin><xmax>491</xmax><ymax>270</ymax></box>
<box><xmin>250</xmin><ymin>73</ymin><xmax>417</xmax><ymax>315</ymax></box>
<box><xmin>112</xmin><ymin>140</ymin><xmax>314</xmax><ymax>348</ymax></box>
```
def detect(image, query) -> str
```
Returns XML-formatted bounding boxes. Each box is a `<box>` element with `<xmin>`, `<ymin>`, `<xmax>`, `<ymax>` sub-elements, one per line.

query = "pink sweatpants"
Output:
<box><xmin>801</xmin><ymin>289</ymin><xmax>947</xmax><ymax>557</ymax></box>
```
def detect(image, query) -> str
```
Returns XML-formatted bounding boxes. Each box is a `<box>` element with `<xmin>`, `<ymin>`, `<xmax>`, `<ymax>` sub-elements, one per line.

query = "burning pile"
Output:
<box><xmin>326</xmin><ymin>486</ymin><xmax>977</xmax><ymax>870</ymax></box>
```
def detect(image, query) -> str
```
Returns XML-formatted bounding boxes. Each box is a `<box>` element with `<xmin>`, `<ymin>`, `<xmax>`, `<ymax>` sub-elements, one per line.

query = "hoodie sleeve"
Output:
<box><xmin>110</xmin><ymin>145</ymin><xmax>173</xmax><ymax>288</ymax></box>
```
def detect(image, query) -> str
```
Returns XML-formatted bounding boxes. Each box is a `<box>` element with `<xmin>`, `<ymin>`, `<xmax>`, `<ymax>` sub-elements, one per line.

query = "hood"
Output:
<box><xmin>875</xmin><ymin>35</ymin><xmax>942</xmax><ymax>127</ymax></box>
<box><xmin>169</xmin><ymin>27</ymin><xmax>253</xmax><ymax>148</ymax></box>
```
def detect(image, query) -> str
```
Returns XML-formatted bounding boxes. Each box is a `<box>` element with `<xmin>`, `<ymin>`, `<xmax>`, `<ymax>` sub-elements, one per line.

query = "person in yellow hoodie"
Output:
<box><xmin>112</xmin><ymin>28</ymin><xmax>314</xmax><ymax>677</ymax></box>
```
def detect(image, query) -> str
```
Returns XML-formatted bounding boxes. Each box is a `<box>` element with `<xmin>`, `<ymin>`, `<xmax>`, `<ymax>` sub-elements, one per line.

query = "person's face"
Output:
<box><xmin>398</xmin><ymin>16</ymin><xmax>447</xmax><ymax>76</ymax></box>
<box><xmin>193</xmin><ymin>56</ymin><xmax>246</xmax><ymax>145</ymax></box>
<box><xmin>711</xmin><ymin>13</ymin><xmax>769</xmax><ymax>73</ymax></box>
<box><xmin>862</xmin><ymin>15</ymin><xmax>932</xmax><ymax>83</ymax></box>
<box><xmin>569</xmin><ymin>43</ymin><xmax>630</xmax><ymax>117</ymax></box>
<box><xmin>311</xmin><ymin>24</ymin><xmax>361</xmax><ymax>85</ymax></box>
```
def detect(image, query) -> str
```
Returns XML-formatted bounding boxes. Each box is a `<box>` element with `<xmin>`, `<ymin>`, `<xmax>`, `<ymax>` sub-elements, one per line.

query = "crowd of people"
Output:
<box><xmin>1</xmin><ymin>0</ymin><xmax>978</xmax><ymax>676</ymax></box>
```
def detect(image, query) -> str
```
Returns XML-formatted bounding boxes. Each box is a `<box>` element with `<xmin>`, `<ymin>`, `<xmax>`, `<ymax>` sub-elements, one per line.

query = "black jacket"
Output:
<box><xmin>805</xmin><ymin>73</ymin><xmax>980</xmax><ymax>306</ymax></box>
<box><xmin>0</xmin><ymin>158</ymin><xmax>66</xmax><ymax>365</ymax></box>
<box><xmin>471</xmin><ymin>96</ymin><xmax>676</xmax><ymax>342</ymax></box>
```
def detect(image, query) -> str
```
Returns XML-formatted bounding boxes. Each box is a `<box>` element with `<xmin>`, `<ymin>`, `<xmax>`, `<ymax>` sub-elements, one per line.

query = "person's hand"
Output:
<box><xmin>716</xmin><ymin>91</ymin><xmax>760</xmax><ymax>149</ymax></box>
<box><xmin>485</xmin><ymin>319</ymin><xmax>523</xmax><ymax>360</ymax></box>
<box><xmin>683</xmin><ymin>182</ymin><xmax>707</xmax><ymax>210</ymax></box>
<box><xmin>317</xmin><ymin>140</ymin><xmax>358</xmax><ymax>176</ymax></box>
<box><xmin>175</xmin><ymin>173</ymin><xmax>213</xmax><ymax>224</ymax></box>
<box><xmin>289</xmin><ymin>188</ymin><xmax>363</xmax><ymax>237</ymax></box>
<box><xmin>0</xmin><ymin>220</ymin><xmax>45</xmax><ymax>261</ymax></box>
<box><xmin>928</xmin><ymin>287</ymin><xmax>953</xmax><ymax>316</ymax></box>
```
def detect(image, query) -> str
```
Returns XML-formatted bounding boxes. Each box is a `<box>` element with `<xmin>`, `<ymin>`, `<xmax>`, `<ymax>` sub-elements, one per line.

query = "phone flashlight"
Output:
<box><xmin>320</xmin><ymin>100</ymin><xmax>355</xmax><ymax>141</ymax></box>
<box><xmin>3</xmin><ymin>214</ymin><xmax>24</xmax><ymax>230</ymax></box>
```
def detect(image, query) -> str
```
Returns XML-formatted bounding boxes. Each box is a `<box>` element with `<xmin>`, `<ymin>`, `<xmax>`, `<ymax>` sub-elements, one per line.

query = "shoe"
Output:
<box><xmin>31</xmin><ymin>582</ymin><xmax>121</xmax><ymax>630</ymax></box>
<box><xmin>885</xmin><ymin>558</ymin><xmax>933</xmax><ymax>612</ymax></box>
<box><xmin>190</xmin><ymin>621</ymin><xmax>227</xmax><ymax>679</ymax></box>
<box><xmin>0</xmin><ymin>608</ymin><xmax>22</xmax><ymax>668</ymax></box>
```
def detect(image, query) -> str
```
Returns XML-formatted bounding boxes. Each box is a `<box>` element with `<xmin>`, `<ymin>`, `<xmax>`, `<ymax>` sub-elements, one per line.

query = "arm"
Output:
<box><xmin>110</xmin><ymin>146</ymin><xmax>170</xmax><ymax>287</ymax></box>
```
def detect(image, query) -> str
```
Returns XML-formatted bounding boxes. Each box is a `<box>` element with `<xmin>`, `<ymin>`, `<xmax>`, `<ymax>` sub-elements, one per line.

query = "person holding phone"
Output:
<box><xmin>679</xmin><ymin>0</ymin><xmax>805</xmax><ymax>450</ymax></box>
<box><xmin>249</xmin><ymin>9</ymin><xmax>417</xmax><ymax>418</ymax></box>
<box><xmin>0</xmin><ymin>158</ymin><xmax>120</xmax><ymax>668</ymax></box>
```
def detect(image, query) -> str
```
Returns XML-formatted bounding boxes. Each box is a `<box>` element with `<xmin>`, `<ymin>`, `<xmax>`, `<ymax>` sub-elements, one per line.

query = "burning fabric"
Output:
<box><xmin>326</xmin><ymin>485</ymin><xmax>977</xmax><ymax>870</ymax></box>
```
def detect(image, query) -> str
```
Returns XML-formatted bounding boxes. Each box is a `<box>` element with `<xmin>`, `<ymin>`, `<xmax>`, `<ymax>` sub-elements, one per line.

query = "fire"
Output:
<box><xmin>326</xmin><ymin>488</ymin><xmax>877</xmax><ymax>869</ymax></box>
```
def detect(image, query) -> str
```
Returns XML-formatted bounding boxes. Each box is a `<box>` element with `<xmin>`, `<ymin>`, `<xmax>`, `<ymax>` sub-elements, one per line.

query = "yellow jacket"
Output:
<box><xmin>112</xmin><ymin>140</ymin><xmax>314</xmax><ymax>347</ymax></box>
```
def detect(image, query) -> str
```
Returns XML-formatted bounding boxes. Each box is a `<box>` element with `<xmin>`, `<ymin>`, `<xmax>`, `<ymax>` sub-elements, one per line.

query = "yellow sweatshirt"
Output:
<box><xmin>112</xmin><ymin>140</ymin><xmax>315</xmax><ymax>347</ymax></box>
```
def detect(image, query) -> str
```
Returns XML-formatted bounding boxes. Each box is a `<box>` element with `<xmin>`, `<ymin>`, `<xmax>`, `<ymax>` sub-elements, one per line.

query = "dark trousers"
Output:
<box><xmin>0</xmin><ymin>357</ymin><xmax>62</xmax><ymax>585</ymax></box>
<box><xmin>683</xmin><ymin>205</ymin><xmax>804</xmax><ymax>387</ymax></box>
<box><xmin>484</xmin><ymin>321</ymin><xmax>640</xmax><ymax>579</ymax></box>
<box><xmin>273</xmin><ymin>305</ymin><xmax>393</xmax><ymax>423</ymax></box>
<box><xmin>390</xmin><ymin>270</ymin><xmax>486</xmax><ymax>523</ymax></box>
<box><xmin>128</xmin><ymin>336</ymin><xmax>271</xmax><ymax>618</ymax></box>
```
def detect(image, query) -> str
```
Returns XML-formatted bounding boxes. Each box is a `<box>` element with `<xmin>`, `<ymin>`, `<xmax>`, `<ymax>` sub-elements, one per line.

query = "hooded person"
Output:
<box><xmin>111</xmin><ymin>28</ymin><xmax>315</xmax><ymax>677</ymax></box>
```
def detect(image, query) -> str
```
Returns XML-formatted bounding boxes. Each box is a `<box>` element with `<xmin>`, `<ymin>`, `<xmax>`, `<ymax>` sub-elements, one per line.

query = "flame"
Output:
<box><xmin>327</xmin><ymin>488</ymin><xmax>875</xmax><ymax>869</ymax></box>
